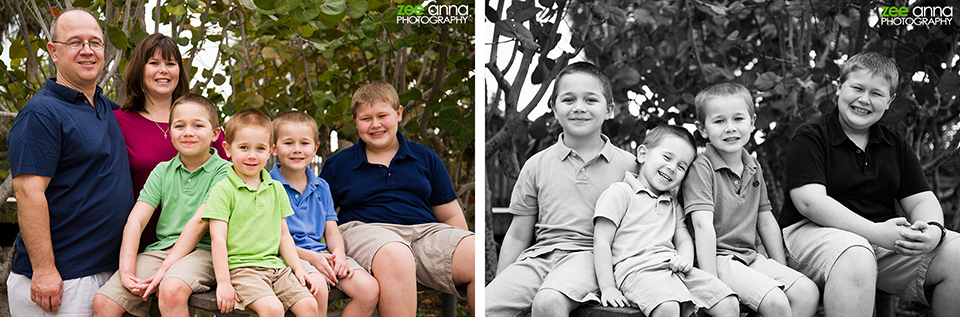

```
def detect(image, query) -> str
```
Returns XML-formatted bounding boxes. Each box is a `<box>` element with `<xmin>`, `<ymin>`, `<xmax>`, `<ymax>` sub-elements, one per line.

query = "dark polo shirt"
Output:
<box><xmin>779</xmin><ymin>107</ymin><xmax>929</xmax><ymax>228</ymax></box>
<box><xmin>8</xmin><ymin>78</ymin><xmax>135</xmax><ymax>279</ymax></box>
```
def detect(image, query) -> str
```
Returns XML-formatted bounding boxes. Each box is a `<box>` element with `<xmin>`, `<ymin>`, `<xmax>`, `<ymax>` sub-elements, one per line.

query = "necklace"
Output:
<box><xmin>144</xmin><ymin>111</ymin><xmax>168</xmax><ymax>139</ymax></box>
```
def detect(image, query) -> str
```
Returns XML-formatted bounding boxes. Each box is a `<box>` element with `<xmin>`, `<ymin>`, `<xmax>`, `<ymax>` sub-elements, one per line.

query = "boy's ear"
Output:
<box><xmin>694</xmin><ymin>121</ymin><xmax>705</xmax><ymax>138</ymax></box>
<box><xmin>605</xmin><ymin>103</ymin><xmax>614</xmax><ymax>120</ymax></box>
<box><xmin>636</xmin><ymin>145</ymin><xmax>648</xmax><ymax>164</ymax></box>
<box><xmin>313</xmin><ymin>142</ymin><xmax>322</xmax><ymax>153</ymax></box>
<box><xmin>222</xmin><ymin>141</ymin><xmax>231</xmax><ymax>158</ymax></box>
<box><xmin>396</xmin><ymin>105</ymin><xmax>404</xmax><ymax>121</ymax></box>
<box><xmin>212</xmin><ymin>127</ymin><xmax>222</xmax><ymax>142</ymax></box>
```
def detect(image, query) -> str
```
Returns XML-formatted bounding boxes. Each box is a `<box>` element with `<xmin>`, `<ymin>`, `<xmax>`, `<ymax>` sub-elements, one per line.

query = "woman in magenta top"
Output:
<box><xmin>114</xmin><ymin>33</ymin><xmax>227</xmax><ymax>249</ymax></box>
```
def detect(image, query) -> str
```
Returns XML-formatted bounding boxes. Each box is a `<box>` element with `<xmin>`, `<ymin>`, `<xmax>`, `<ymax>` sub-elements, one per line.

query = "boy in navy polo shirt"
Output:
<box><xmin>319</xmin><ymin>81</ymin><xmax>475</xmax><ymax>315</ymax></box>
<box><xmin>269</xmin><ymin>111</ymin><xmax>379</xmax><ymax>316</ymax></box>
<box><xmin>781</xmin><ymin>52</ymin><xmax>960</xmax><ymax>316</ymax></box>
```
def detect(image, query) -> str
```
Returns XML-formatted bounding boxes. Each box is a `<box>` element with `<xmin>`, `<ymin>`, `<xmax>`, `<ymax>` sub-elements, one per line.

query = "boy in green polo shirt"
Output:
<box><xmin>93</xmin><ymin>94</ymin><xmax>232</xmax><ymax>317</ymax></box>
<box><xmin>203</xmin><ymin>109</ymin><xmax>319</xmax><ymax>316</ymax></box>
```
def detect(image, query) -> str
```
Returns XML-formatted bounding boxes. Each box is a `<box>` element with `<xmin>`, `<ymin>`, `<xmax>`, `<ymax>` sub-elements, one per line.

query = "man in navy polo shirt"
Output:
<box><xmin>320</xmin><ymin>81</ymin><xmax>475</xmax><ymax>317</ymax></box>
<box><xmin>6</xmin><ymin>8</ymin><xmax>134</xmax><ymax>316</ymax></box>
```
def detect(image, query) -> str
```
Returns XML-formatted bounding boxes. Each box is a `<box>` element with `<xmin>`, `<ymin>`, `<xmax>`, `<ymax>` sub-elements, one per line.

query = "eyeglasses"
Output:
<box><xmin>51</xmin><ymin>40</ymin><xmax>104</xmax><ymax>51</ymax></box>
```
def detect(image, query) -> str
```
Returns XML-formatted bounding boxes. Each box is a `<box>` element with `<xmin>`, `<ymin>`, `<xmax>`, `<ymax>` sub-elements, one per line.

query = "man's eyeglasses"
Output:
<box><xmin>51</xmin><ymin>40</ymin><xmax>104</xmax><ymax>51</ymax></box>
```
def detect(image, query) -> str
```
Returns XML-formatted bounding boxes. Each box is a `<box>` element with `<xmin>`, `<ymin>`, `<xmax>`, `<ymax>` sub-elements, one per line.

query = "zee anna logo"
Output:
<box><xmin>878</xmin><ymin>5</ymin><xmax>954</xmax><ymax>26</ymax></box>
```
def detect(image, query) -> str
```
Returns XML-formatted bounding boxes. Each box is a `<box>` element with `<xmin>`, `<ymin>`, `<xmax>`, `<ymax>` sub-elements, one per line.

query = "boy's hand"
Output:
<box><xmin>330</xmin><ymin>255</ymin><xmax>354</xmax><ymax>279</ymax></box>
<box><xmin>294</xmin><ymin>268</ymin><xmax>318</xmax><ymax>295</ymax></box>
<box><xmin>141</xmin><ymin>268</ymin><xmax>168</xmax><ymax>300</ymax></box>
<box><xmin>309</xmin><ymin>253</ymin><xmax>338</xmax><ymax>286</ymax></box>
<box><xmin>669</xmin><ymin>256</ymin><xmax>692</xmax><ymax>274</ymax></box>
<box><xmin>599</xmin><ymin>287</ymin><xmax>629</xmax><ymax>308</ymax></box>
<box><xmin>874</xmin><ymin>217</ymin><xmax>914</xmax><ymax>250</ymax></box>
<box><xmin>216</xmin><ymin>283</ymin><xmax>239</xmax><ymax>313</ymax></box>
<box><xmin>119</xmin><ymin>271</ymin><xmax>152</xmax><ymax>298</ymax></box>
<box><xmin>897</xmin><ymin>220</ymin><xmax>942</xmax><ymax>255</ymax></box>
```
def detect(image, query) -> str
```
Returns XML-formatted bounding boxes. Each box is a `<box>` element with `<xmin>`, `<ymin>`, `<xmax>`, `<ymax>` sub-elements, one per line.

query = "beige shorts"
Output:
<box><xmin>784</xmin><ymin>219</ymin><xmax>960</xmax><ymax>304</ymax></box>
<box><xmin>229</xmin><ymin>266</ymin><xmax>313</xmax><ymax>312</ymax></box>
<box><xmin>96</xmin><ymin>248</ymin><xmax>214</xmax><ymax>317</ymax></box>
<box><xmin>621</xmin><ymin>265</ymin><xmax>735</xmax><ymax>317</ymax></box>
<box><xmin>716</xmin><ymin>254</ymin><xmax>805</xmax><ymax>311</ymax></box>
<box><xmin>338</xmin><ymin>221</ymin><xmax>473</xmax><ymax>298</ymax></box>
<box><xmin>300</xmin><ymin>249</ymin><xmax>365</xmax><ymax>291</ymax></box>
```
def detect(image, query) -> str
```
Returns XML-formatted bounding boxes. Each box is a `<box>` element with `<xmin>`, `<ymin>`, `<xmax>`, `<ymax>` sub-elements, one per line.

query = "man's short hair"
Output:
<box><xmin>272</xmin><ymin>111</ymin><xmax>320</xmax><ymax>145</ymax></box>
<box><xmin>224</xmin><ymin>109</ymin><xmax>272</xmax><ymax>144</ymax></box>
<box><xmin>50</xmin><ymin>8</ymin><xmax>97</xmax><ymax>42</ymax></box>
<box><xmin>351</xmin><ymin>81</ymin><xmax>400</xmax><ymax>117</ymax></box>
<box><xmin>642</xmin><ymin>125</ymin><xmax>696</xmax><ymax>153</ymax></box>
<box><xmin>170</xmin><ymin>93</ymin><xmax>219</xmax><ymax>129</ymax></box>
<box><xmin>839</xmin><ymin>52</ymin><xmax>899</xmax><ymax>97</ymax></box>
<box><xmin>694</xmin><ymin>82</ymin><xmax>755</xmax><ymax>123</ymax></box>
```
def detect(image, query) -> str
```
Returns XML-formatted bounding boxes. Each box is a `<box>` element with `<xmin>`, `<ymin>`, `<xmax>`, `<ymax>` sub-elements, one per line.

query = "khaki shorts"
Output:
<box><xmin>300</xmin><ymin>249</ymin><xmax>365</xmax><ymax>291</ymax></box>
<box><xmin>621</xmin><ymin>265</ymin><xmax>735</xmax><ymax>316</ymax></box>
<box><xmin>230</xmin><ymin>266</ymin><xmax>313</xmax><ymax>312</ymax></box>
<box><xmin>96</xmin><ymin>248</ymin><xmax>214</xmax><ymax>317</ymax></box>
<box><xmin>486</xmin><ymin>250</ymin><xmax>599</xmax><ymax>316</ymax></box>
<box><xmin>338</xmin><ymin>221</ymin><xmax>473</xmax><ymax>299</ymax></box>
<box><xmin>784</xmin><ymin>219</ymin><xmax>960</xmax><ymax>304</ymax></box>
<box><xmin>716</xmin><ymin>254</ymin><xmax>805</xmax><ymax>311</ymax></box>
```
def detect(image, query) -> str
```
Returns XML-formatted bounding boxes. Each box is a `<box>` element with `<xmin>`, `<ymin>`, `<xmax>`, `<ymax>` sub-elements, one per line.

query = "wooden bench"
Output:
<box><xmin>569</xmin><ymin>292</ymin><xmax>898</xmax><ymax>317</ymax></box>
<box><xmin>186</xmin><ymin>284</ymin><xmax>458</xmax><ymax>317</ymax></box>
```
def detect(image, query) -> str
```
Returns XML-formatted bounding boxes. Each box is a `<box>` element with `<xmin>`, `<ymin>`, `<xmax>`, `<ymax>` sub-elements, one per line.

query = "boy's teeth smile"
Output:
<box><xmin>851</xmin><ymin>105</ymin><xmax>870</xmax><ymax>115</ymax></box>
<box><xmin>658</xmin><ymin>171</ymin><xmax>672</xmax><ymax>182</ymax></box>
<box><xmin>371</xmin><ymin>131</ymin><xmax>386</xmax><ymax>136</ymax></box>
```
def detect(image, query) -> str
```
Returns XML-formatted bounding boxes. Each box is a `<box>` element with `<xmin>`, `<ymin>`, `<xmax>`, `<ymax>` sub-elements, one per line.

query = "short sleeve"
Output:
<box><xmin>896</xmin><ymin>138</ymin><xmax>931</xmax><ymax>198</ymax></box>
<box><xmin>319</xmin><ymin>181</ymin><xmax>338</xmax><ymax>222</ymax></box>
<box><xmin>426</xmin><ymin>151</ymin><xmax>458</xmax><ymax>206</ymax></box>
<box><xmin>138</xmin><ymin>165</ymin><xmax>164</xmax><ymax>208</ymax></box>
<box><xmin>785</xmin><ymin>130</ymin><xmax>827</xmax><ymax>190</ymax></box>
<box><xmin>203</xmin><ymin>184</ymin><xmax>233</xmax><ymax>222</ymax></box>
<box><xmin>681</xmin><ymin>158</ymin><xmax>716</xmax><ymax>216</ymax></box>
<box><xmin>9</xmin><ymin>110</ymin><xmax>62</xmax><ymax>178</ymax></box>
<box><xmin>593</xmin><ymin>184</ymin><xmax>629</xmax><ymax>227</ymax></box>
<box><xmin>508</xmin><ymin>158</ymin><xmax>539</xmax><ymax>216</ymax></box>
<box><xmin>756</xmin><ymin>164</ymin><xmax>773</xmax><ymax>213</ymax></box>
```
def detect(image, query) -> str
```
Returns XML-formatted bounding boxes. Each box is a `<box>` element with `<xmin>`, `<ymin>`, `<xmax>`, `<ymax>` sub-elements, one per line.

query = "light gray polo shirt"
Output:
<box><xmin>509</xmin><ymin>133</ymin><xmax>637</xmax><ymax>260</ymax></box>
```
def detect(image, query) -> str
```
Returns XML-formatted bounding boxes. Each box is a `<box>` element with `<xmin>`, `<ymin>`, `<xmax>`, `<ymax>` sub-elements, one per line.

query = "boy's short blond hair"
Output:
<box><xmin>170</xmin><ymin>93</ymin><xmax>220</xmax><ymax>129</ymax></box>
<box><xmin>224</xmin><ymin>109</ymin><xmax>272</xmax><ymax>144</ymax></box>
<box><xmin>351</xmin><ymin>81</ymin><xmax>400</xmax><ymax>117</ymax></box>
<box><xmin>642</xmin><ymin>125</ymin><xmax>696</xmax><ymax>154</ymax></box>
<box><xmin>839</xmin><ymin>52</ymin><xmax>899</xmax><ymax>96</ymax></box>
<box><xmin>547</xmin><ymin>61</ymin><xmax>613</xmax><ymax>110</ymax></box>
<box><xmin>272</xmin><ymin>111</ymin><xmax>320</xmax><ymax>145</ymax></box>
<box><xmin>694</xmin><ymin>82</ymin><xmax>755</xmax><ymax>123</ymax></box>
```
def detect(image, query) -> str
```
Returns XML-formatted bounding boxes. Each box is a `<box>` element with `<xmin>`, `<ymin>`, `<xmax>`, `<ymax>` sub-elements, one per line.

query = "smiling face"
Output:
<box><xmin>224</xmin><ymin>126</ymin><xmax>272</xmax><ymax>183</ymax></box>
<box><xmin>551</xmin><ymin>73</ymin><xmax>611</xmax><ymax>141</ymax></box>
<box><xmin>169</xmin><ymin>102</ymin><xmax>218</xmax><ymax>159</ymax></box>
<box><xmin>836</xmin><ymin>69</ymin><xmax>894</xmax><ymax>133</ymax></box>
<box><xmin>273</xmin><ymin>122</ymin><xmax>320</xmax><ymax>172</ymax></box>
<box><xmin>637</xmin><ymin>134</ymin><xmax>696</xmax><ymax>196</ymax></box>
<box><xmin>142</xmin><ymin>50</ymin><xmax>180</xmax><ymax>101</ymax></box>
<box><xmin>48</xmin><ymin>10</ymin><xmax>104</xmax><ymax>92</ymax></box>
<box><xmin>355</xmin><ymin>101</ymin><xmax>403</xmax><ymax>152</ymax></box>
<box><xmin>698</xmin><ymin>95</ymin><xmax>755</xmax><ymax>155</ymax></box>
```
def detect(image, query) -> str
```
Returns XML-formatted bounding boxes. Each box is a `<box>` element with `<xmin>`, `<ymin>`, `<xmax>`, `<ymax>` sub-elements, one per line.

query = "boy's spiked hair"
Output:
<box><xmin>224</xmin><ymin>109</ymin><xmax>272</xmax><ymax>144</ymax></box>
<box><xmin>169</xmin><ymin>93</ymin><xmax>219</xmax><ymax>129</ymax></box>
<box><xmin>272</xmin><ymin>111</ymin><xmax>320</xmax><ymax>145</ymax></box>
<box><xmin>642</xmin><ymin>125</ymin><xmax>696</xmax><ymax>153</ymax></box>
<box><xmin>839</xmin><ymin>52</ymin><xmax>899</xmax><ymax>97</ymax></box>
<box><xmin>351</xmin><ymin>81</ymin><xmax>401</xmax><ymax>117</ymax></box>
<box><xmin>547</xmin><ymin>61</ymin><xmax>613</xmax><ymax>109</ymax></box>
<box><xmin>694</xmin><ymin>82</ymin><xmax>755</xmax><ymax>123</ymax></box>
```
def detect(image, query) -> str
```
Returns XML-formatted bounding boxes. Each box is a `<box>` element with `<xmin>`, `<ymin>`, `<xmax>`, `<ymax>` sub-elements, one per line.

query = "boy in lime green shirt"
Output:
<box><xmin>203</xmin><ymin>108</ymin><xmax>319</xmax><ymax>316</ymax></box>
<box><xmin>93</xmin><ymin>94</ymin><xmax>231</xmax><ymax>317</ymax></box>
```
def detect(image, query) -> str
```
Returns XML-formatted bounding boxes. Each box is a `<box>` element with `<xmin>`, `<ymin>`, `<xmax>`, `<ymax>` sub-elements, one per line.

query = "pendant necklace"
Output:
<box><xmin>144</xmin><ymin>110</ymin><xmax>168</xmax><ymax>139</ymax></box>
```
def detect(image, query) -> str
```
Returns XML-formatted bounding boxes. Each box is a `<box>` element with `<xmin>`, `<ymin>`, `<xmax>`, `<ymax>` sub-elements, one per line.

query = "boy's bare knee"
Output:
<box><xmin>832</xmin><ymin>247</ymin><xmax>877</xmax><ymax>287</ymax></box>
<box><xmin>787</xmin><ymin>277</ymin><xmax>820</xmax><ymax>309</ymax></box>
<box><xmin>158</xmin><ymin>278</ymin><xmax>192</xmax><ymax>304</ymax></box>
<box><xmin>709</xmin><ymin>295</ymin><xmax>740</xmax><ymax>317</ymax></box>
<box><xmin>759</xmin><ymin>289</ymin><xmax>790</xmax><ymax>316</ymax></box>
<box><xmin>531</xmin><ymin>289</ymin><xmax>576</xmax><ymax>316</ymax></box>
<box><xmin>651</xmin><ymin>301</ymin><xmax>679</xmax><ymax>317</ymax></box>
<box><xmin>372</xmin><ymin>242</ymin><xmax>415</xmax><ymax>276</ymax></box>
<box><xmin>92</xmin><ymin>293</ymin><xmax>125</xmax><ymax>317</ymax></box>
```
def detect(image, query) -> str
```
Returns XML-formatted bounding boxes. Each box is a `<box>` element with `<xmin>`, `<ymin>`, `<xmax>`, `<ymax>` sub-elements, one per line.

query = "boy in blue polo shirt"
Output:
<box><xmin>320</xmin><ymin>81</ymin><xmax>474</xmax><ymax>315</ymax></box>
<box><xmin>682</xmin><ymin>83</ymin><xmax>818</xmax><ymax>316</ymax></box>
<box><xmin>269</xmin><ymin>110</ymin><xmax>379</xmax><ymax>316</ymax></box>
<box><xmin>485</xmin><ymin>62</ymin><xmax>637</xmax><ymax>316</ymax></box>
